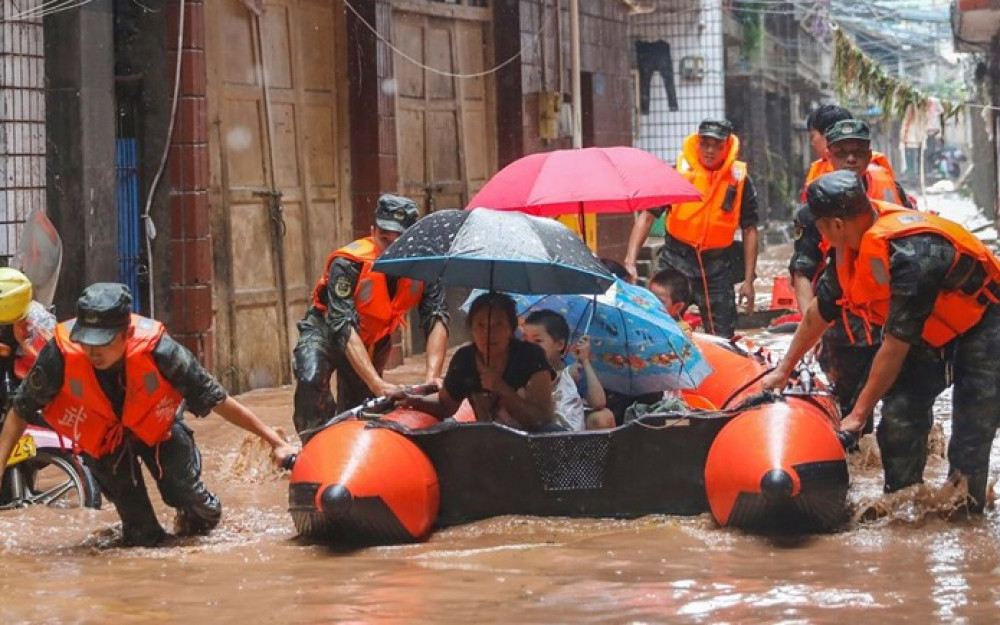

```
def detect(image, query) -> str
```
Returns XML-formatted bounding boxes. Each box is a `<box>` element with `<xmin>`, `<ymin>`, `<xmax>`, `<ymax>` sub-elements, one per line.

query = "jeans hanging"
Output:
<box><xmin>636</xmin><ymin>40</ymin><xmax>679</xmax><ymax>114</ymax></box>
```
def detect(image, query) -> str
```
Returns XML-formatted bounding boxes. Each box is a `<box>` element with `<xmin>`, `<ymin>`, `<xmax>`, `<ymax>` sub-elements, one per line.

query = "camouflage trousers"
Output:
<box><xmin>877</xmin><ymin>305</ymin><xmax>1000</xmax><ymax>510</ymax></box>
<box><xmin>291</xmin><ymin>311</ymin><xmax>391</xmax><ymax>441</ymax></box>
<box><xmin>819</xmin><ymin>340</ymin><xmax>880</xmax><ymax>434</ymax></box>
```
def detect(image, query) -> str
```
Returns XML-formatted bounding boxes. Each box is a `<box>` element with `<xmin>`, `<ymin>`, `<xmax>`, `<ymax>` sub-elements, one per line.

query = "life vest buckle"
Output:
<box><xmin>974</xmin><ymin>281</ymin><xmax>1000</xmax><ymax>307</ymax></box>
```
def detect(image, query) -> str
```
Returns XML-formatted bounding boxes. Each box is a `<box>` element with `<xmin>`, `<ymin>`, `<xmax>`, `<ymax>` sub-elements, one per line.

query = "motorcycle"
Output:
<box><xmin>0</xmin><ymin>329</ymin><xmax>102</xmax><ymax>510</ymax></box>
<box><xmin>0</xmin><ymin>210</ymin><xmax>101</xmax><ymax>510</ymax></box>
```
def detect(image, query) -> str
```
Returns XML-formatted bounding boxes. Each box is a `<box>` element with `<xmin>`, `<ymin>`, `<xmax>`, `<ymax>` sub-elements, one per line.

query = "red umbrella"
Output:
<box><xmin>466</xmin><ymin>146</ymin><xmax>701</xmax><ymax>240</ymax></box>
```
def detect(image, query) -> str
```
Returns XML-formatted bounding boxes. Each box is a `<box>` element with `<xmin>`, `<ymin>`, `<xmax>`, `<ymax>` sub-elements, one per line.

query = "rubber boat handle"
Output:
<box><xmin>837</xmin><ymin>430</ymin><xmax>859</xmax><ymax>452</ymax></box>
<box><xmin>281</xmin><ymin>453</ymin><xmax>298</xmax><ymax>471</ymax></box>
<box><xmin>298</xmin><ymin>383</ymin><xmax>441</xmax><ymax>439</ymax></box>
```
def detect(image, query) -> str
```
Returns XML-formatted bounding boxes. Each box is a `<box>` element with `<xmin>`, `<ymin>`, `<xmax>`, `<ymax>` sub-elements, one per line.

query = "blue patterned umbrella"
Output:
<box><xmin>463</xmin><ymin>278</ymin><xmax>713</xmax><ymax>395</ymax></box>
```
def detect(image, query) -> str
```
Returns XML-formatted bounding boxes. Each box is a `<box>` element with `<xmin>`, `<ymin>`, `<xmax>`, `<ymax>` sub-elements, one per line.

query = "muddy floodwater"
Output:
<box><xmin>3</xmin><ymin>243</ymin><xmax>1000</xmax><ymax>623</ymax></box>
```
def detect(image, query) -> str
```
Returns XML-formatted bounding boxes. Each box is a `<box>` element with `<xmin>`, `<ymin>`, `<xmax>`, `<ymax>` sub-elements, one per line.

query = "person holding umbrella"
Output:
<box><xmin>623</xmin><ymin>119</ymin><xmax>760</xmax><ymax>338</ymax></box>
<box><xmin>292</xmin><ymin>195</ymin><xmax>450</xmax><ymax>441</ymax></box>
<box><xmin>397</xmin><ymin>292</ymin><xmax>557</xmax><ymax>432</ymax></box>
<box><xmin>371</xmin><ymin>209</ymin><xmax>621</xmax><ymax>431</ymax></box>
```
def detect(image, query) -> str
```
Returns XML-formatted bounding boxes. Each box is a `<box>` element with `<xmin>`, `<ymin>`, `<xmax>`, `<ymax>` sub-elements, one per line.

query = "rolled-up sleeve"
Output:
<box><xmin>883</xmin><ymin>234</ymin><xmax>955</xmax><ymax>345</ymax></box>
<box><xmin>322</xmin><ymin>257</ymin><xmax>363</xmax><ymax>350</ymax></box>
<box><xmin>11</xmin><ymin>340</ymin><xmax>64</xmax><ymax>418</ymax></box>
<box><xmin>738</xmin><ymin>176</ymin><xmax>760</xmax><ymax>229</ymax></box>
<box><xmin>418</xmin><ymin>280</ymin><xmax>450</xmax><ymax>336</ymax></box>
<box><xmin>814</xmin><ymin>255</ymin><xmax>844</xmax><ymax>323</ymax></box>
<box><xmin>153</xmin><ymin>334</ymin><xmax>228</xmax><ymax>417</ymax></box>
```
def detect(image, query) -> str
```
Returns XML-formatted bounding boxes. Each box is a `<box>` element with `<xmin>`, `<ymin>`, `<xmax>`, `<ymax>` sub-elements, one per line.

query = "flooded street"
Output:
<box><xmin>3</xmin><ymin>238</ymin><xmax>1000</xmax><ymax>623</ymax></box>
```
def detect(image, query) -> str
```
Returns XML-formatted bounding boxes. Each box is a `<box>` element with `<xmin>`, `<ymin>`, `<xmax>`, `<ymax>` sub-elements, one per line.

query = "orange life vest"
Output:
<box><xmin>666</xmin><ymin>133</ymin><xmax>748</xmax><ymax>251</ymax></box>
<box><xmin>802</xmin><ymin>151</ymin><xmax>895</xmax><ymax>201</ymax></box>
<box><xmin>42</xmin><ymin>315</ymin><xmax>182</xmax><ymax>458</ymax></box>
<box><xmin>836</xmin><ymin>202</ymin><xmax>1000</xmax><ymax>348</ymax></box>
<box><xmin>311</xmin><ymin>237</ymin><xmax>425</xmax><ymax>349</ymax></box>
<box><xmin>815</xmin><ymin>165</ymin><xmax>908</xmax><ymax>269</ymax></box>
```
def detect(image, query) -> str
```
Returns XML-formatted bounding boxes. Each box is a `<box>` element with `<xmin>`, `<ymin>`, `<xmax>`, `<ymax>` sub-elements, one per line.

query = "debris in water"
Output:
<box><xmin>229</xmin><ymin>427</ymin><xmax>291</xmax><ymax>483</ymax></box>
<box><xmin>852</xmin><ymin>474</ymin><xmax>995</xmax><ymax>524</ymax></box>
<box><xmin>926</xmin><ymin>422</ymin><xmax>947</xmax><ymax>459</ymax></box>
<box><xmin>847</xmin><ymin>433</ymin><xmax>881</xmax><ymax>471</ymax></box>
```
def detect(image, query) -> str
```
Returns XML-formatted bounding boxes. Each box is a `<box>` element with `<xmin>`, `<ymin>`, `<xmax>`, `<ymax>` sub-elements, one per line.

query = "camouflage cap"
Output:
<box><xmin>697</xmin><ymin>119</ymin><xmax>734</xmax><ymax>141</ymax></box>
<box><xmin>824</xmin><ymin>119</ymin><xmax>871</xmax><ymax>146</ymax></box>
<box><xmin>374</xmin><ymin>194</ymin><xmax>419</xmax><ymax>233</ymax></box>
<box><xmin>806</xmin><ymin>170</ymin><xmax>872</xmax><ymax>220</ymax></box>
<box><xmin>69</xmin><ymin>283</ymin><xmax>133</xmax><ymax>346</ymax></box>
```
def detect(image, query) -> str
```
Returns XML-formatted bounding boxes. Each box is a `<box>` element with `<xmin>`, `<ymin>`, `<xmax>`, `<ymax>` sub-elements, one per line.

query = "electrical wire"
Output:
<box><xmin>342</xmin><ymin>0</ymin><xmax>551</xmax><ymax>79</ymax></box>
<box><xmin>0</xmin><ymin>0</ymin><xmax>94</xmax><ymax>22</ymax></box>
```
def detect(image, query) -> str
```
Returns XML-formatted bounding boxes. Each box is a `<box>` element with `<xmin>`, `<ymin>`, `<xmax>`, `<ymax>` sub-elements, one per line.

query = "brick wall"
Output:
<box><xmin>347</xmin><ymin>0</ymin><xmax>397</xmax><ymax>239</ymax></box>
<box><xmin>166</xmin><ymin>0</ymin><xmax>214</xmax><ymax>368</ymax></box>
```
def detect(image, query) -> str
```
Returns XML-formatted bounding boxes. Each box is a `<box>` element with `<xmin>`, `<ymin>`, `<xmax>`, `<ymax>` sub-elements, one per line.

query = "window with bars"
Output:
<box><xmin>627</xmin><ymin>1</ymin><xmax>726</xmax><ymax>166</ymax></box>
<box><xmin>0</xmin><ymin>3</ymin><xmax>46</xmax><ymax>267</ymax></box>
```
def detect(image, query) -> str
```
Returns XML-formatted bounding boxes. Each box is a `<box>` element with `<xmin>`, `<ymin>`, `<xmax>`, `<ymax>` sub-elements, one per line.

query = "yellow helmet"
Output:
<box><xmin>0</xmin><ymin>268</ymin><xmax>33</xmax><ymax>324</ymax></box>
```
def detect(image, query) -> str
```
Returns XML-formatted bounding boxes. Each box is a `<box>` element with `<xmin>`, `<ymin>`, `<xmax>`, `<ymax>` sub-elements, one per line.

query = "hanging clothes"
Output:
<box><xmin>636</xmin><ymin>40</ymin><xmax>679</xmax><ymax>114</ymax></box>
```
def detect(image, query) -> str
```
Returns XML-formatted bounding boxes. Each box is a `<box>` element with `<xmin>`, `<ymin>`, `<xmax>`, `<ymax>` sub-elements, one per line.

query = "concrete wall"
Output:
<box><xmin>45</xmin><ymin>0</ymin><xmax>118</xmax><ymax>316</ymax></box>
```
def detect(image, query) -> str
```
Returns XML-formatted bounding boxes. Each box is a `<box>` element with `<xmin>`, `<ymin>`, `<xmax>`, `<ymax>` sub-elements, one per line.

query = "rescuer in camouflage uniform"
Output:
<box><xmin>765</xmin><ymin>171</ymin><xmax>1000</xmax><ymax>512</ymax></box>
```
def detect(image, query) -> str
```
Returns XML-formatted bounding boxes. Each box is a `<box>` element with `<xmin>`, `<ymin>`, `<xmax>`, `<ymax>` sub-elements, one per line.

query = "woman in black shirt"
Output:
<box><xmin>399</xmin><ymin>292</ymin><xmax>555</xmax><ymax>431</ymax></box>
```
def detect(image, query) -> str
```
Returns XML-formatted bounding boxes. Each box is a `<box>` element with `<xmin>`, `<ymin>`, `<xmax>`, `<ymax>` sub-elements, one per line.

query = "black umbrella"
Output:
<box><xmin>372</xmin><ymin>208</ymin><xmax>614</xmax><ymax>294</ymax></box>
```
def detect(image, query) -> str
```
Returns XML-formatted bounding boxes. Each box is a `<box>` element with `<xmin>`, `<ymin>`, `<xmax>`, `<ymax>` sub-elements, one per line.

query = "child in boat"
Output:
<box><xmin>522</xmin><ymin>310</ymin><xmax>615</xmax><ymax>430</ymax></box>
<box><xmin>647</xmin><ymin>268</ymin><xmax>694</xmax><ymax>334</ymax></box>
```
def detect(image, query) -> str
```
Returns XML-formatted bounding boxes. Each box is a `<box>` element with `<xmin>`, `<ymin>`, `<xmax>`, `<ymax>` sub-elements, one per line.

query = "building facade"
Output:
<box><xmin>12</xmin><ymin>0</ymin><xmax>634</xmax><ymax>392</ymax></box>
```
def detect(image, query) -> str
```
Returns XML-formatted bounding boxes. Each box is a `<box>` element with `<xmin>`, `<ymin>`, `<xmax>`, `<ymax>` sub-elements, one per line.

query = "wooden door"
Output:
<box><xmin>393</xmin><ymin>3</ymin><xmax>495</xmax><ymax>213</ymax></box>
<box><xmin>206</xmin><ymin>0</ymin><xmax>350</xmax><ymax>391</ymax></box>
<box><xmin>392</xmin><ymin>1</ymin><xmax>496</xmax><ymax>350</ymax></box>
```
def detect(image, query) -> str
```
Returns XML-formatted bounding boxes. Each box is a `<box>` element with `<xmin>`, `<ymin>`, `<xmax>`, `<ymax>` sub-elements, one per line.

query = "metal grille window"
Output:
<box><xmin>628</xmin><ymin>0</ymin><xmax>726</xmax><ymax>165</ymax></box>
<box><xmin>0</xmin><ymin>2</ymin><xmax>45</xmax><ymax>266</ymax></box>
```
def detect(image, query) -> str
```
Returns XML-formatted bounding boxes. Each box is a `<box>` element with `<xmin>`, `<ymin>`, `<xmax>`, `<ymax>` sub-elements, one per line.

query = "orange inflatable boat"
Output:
<box><xmin>288</xmin><ymin>334</ymin><xmax>849</xmax><ymax>543</ymax></box>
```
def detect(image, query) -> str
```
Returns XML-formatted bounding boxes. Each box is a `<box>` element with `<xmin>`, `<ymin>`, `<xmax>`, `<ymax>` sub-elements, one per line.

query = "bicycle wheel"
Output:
<box><xmin>18</xmin><ymin>451</ymin><xmax>102</xmax><ymax>509</ymax></box>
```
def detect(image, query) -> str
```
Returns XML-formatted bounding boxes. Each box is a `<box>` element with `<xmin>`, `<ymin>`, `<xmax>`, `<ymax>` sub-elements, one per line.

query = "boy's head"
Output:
<box><xmin>806</xmin><ymin>104</ymin><xmax>853</xmax><ymax>157</ymax></box>
<box><xmin>523</xmin><ymin>309</ymin><xmax>570</xmax><ymax>363</ymax></box>
<box><xmin>648</xmin><ymin>268</ymin><xmax>691</xmax><ymax>320</ymax></box>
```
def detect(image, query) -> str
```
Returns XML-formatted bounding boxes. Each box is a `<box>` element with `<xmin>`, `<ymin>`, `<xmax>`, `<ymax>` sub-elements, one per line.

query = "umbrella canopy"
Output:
<box><xmin>372</xmin><ymin>208</ymin><xmax>614</xmax><ymax>295</ymax></box>
<box><xmin>463</xmin><ymin>278</ymin><xmax>713</xmax><ymax>396</ymax></box>
<box><xmin>465</xmin><ymin>146</ymin><xmax>701</xmax><ymax>216</ymax></box>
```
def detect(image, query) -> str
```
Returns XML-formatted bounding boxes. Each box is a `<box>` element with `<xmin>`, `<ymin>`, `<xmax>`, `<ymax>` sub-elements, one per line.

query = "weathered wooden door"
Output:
<box><xmin>206</xmin><ymin>0</ymin><xmax>350</xmax><ymax>391</ymax></box>
<box><xmin>392</xmin><ymin>1</ymin><xmax>496</xmax><ymax>349</ymax></box>
<box><xmin>393</xmin><ymin>2</ymin><xmax>495</xmax><ymax>213</ymax></box>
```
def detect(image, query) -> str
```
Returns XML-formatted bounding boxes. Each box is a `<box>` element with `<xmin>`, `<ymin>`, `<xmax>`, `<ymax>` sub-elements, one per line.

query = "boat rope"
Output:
<box><xmin>719</xmin><ymin>367</ymin><xmax>776</xmax><ymax>410</ymax></box>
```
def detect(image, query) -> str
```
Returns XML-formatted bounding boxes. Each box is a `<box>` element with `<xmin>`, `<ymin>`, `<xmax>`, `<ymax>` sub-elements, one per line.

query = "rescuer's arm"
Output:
<box><xmin>624</xmin><ymin>210</ymin><xmax>661</xmax><ymax>284</ymax></box>
<box><xmin>212</xmin><ymin>397</ymin><xmax>297</xmax><ymax>465</ymax></box>
<box><xmin>324</xmin><ymin>258</ymin><xmax>402</xmax><ymax>398</ymax></box>
<box><xmin>761</xmin><ymin>261</ymin><xmax>840</xmax><ymax>390</ymax></box>
<box><xmin>417</xmin><ymin>280</ymin><xmax>451</xmax><ymax>384</ymax></box>
<box><xmin>841</xmin><ymin>234</ymin><xmax>955</xmax><ymax>432</ymax></box>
